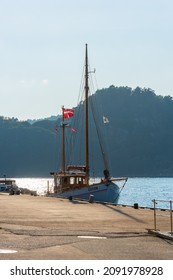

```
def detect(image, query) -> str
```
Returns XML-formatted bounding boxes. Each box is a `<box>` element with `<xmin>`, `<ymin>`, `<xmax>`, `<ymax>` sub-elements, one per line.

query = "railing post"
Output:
<box><xmin>152</xmin><ymin>199</ymin><xmax>173</xmax><ymax>234</ymax></box>
<box><xmin>153</xmin><ymin>199</ymin><xmax>157</xmax><ymax>231</ymax></box>
<box><xmin>170</xmin><ymin>200</ymin><xmax>173</xmax><ymax>235</ymax></box>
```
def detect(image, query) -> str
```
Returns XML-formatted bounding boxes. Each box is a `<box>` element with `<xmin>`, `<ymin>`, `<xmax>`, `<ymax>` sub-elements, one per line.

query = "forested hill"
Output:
<box><xmin>92</xmin><ymin>86</ymin><xmax>173</xmax><ymax>176</ymax></box>
<box><xmin>1</xmin><ymin>86</ymin><xmax>173</xmax><ymax>177</ymax></box>
<box><xmin>0</xmin><ymin>117</ymin><xmax>57</xmax><ymax>177</ymax></box>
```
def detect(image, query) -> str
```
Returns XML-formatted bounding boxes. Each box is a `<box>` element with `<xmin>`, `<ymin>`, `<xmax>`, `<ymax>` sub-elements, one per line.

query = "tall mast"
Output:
<box><xmin>85</xmin><ymin>44</ymin><xmax>89</xmax><ymax>181</ymax></box>
<box><xmin>62</xmin><ymin>106</ymin><xmax>65</xmax><ymax>173</ymax></box>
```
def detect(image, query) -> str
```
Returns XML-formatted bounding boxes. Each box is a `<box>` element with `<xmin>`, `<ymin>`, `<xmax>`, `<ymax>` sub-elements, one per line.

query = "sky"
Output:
<box><xmin>0</xmin><ymin>0</ymin><xmax>173</xmax><ymax>120</ymax></box>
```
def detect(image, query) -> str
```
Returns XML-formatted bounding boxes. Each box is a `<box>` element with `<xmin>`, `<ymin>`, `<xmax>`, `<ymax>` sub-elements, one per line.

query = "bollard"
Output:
<box><xmin>47</xmin><ymin>180</ymin><xmax>50</xmax><ymax>195</ymax></box>
<box><xmin>134</xmin><ymin>203</ymin><xmax>139</xmax><ymax>209</ymax></box>
<box><xmin>89</xmin><ymin>195</ymin><xmax>94</xmax><ymax>203</ymax></box>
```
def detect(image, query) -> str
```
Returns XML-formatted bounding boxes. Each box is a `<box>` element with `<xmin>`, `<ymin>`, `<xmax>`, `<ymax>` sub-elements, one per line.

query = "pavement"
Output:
<box><xmin>0</xmin><ymin>193</ymin><xmax>173</xmax><ymax>260</ymax></box>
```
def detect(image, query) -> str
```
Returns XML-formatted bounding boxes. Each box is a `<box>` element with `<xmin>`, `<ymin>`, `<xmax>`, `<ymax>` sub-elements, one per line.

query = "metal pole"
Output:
<box><xmin>170</xmin><ymin>200</ymin><xmax>173</xmax><ymax>235</ymax></box>
<box><xmin>47</xmin><ymin>180</ymin><xmax>49</xmax><ymax>195</ymax></box>
<box><xmin>153</xmin><ymin>199</ymin><xmax>157</xmax><ymax>231</ymax></box>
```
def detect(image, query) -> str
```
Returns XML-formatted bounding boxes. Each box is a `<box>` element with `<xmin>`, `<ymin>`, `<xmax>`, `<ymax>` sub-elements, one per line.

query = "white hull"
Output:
<box><xmin>51</xmin><ymin>181</ymin><xmax>120</xmax><ymax>204</ymax></box>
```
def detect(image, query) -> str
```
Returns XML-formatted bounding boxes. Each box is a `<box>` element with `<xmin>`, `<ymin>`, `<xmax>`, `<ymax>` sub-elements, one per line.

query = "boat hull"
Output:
<box><xmin>52</xmin><ymin>181</ymin><xmax>120</xmax><ymax>204</ymax></box>
<box><xmin>0</xmin><ymin>179</ymin><xmax>20</xmax><ymax>194</ymax></box>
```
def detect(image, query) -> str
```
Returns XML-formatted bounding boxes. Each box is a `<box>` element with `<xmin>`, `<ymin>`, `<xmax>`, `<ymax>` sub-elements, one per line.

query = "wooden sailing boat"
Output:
<box><xmin>50</xmin><ymin>44</ymin><xmax>127</xmax><ymax>203</ymax></box>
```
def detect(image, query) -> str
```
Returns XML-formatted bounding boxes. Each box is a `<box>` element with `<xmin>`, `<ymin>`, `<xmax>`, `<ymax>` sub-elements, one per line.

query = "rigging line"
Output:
<box><xmin>77</xmin><ymin>64</ymin><xmax>85</xmax><ymax>105</ymax></box>
<box><xmin>72</xmin><ymin>61</ymin><xmax>86</xmax><ymax>165</ymax></box>
<box><xmin>67</xmin><ymin>63</ymin><xmax>85</xmax><ymax>165</ymax></box>
<box><xmin>65</xmin><ymin>129</ymin><xmax>72</xmax><ymax>167</ymax></box>
<box><xmin>89</xmin><ymin>92</ymin><xmax>110</xmax><ymax>172</ymax></box>
<box><xmin>53</xmin><ymin>133</ymin><xmax>60</xmax><ymax>171</ymax></box>
<box><xmin>112</xmin><ymin>179</ymin><xmax>128</xmax><ymax>204</ymax></box>
<box><xmin>89</xmin><ymin>71</ymin><xmax>111</xmax><ymax>172</ymax></box>
<box><xmin>93</xmin><ymin>70</ymin><xmax>99</xmax><ymax>91</ymax></box>
<box><xmin>53</xmin><ymin>117</ymin><xmax>62</xmax><ymax>171</ymax></box>
<box><xmin>92</xmin><ymin>76</ymin><xmax>112</xmax><ymax>172</ymax></box>
<box><xmin>88</xmin><ymin>73</ymin><xmax>105</xmax><ymax>166</ymax></box>
<box><xmin>89</xmin><ymin>105</ymin><xmax>94</xmax><ymax>174</ymax></box>
<box><xmin>55</xmin><ymin>133</ymin><xmax>62</xmax><ymax>171</ymax></box>
<box><xmin>67</xmin><ymin>89</ymin><xmax>85</xmax><ymax>166</ymax></box>
<box><xmin>68</xmin><ymin>133</ymin><xmax>74</xmax><ymax>165</ymax></box>
<box><xmin>78</xmin><ymin>97</ymin><xmax>85</xmax><ymax>164</ymax></box>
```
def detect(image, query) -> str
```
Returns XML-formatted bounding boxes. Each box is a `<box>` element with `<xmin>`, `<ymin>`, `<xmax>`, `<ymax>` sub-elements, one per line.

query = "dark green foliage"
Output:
<box><xmin>0</xmin><ymin>117</ymin><xmax>57</xmax><ymax>177</ymax></box>
<box><xmin>91</xmin><ymin>86</ymin><xmax>173</xmax><ymax>177</ymax></box>
<box><xmin>1</xmin><ymin>86</ymin><xmax>173</xmax><ymax>177</ymax></box>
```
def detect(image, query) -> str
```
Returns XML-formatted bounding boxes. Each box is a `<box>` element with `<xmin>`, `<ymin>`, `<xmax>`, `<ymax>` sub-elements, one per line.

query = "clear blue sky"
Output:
<box><xmin>0</xmin><ymin>0</ymin><xmax>173</xmax><ymax>120</ymax></box>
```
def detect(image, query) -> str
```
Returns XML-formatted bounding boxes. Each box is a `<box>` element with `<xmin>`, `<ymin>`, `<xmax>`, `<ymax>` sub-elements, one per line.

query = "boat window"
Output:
<box><xmin>70</xmin><ymin>177</ymin><xmax>75</xmax><ymax>184</ymax></box>
<box><xmin>76</xmin><ymin>177</ymin><xmax>82</xmax><ymax>185</ymax></box>
<box><xmin>63</xmin><ymin>177</ymin><xmax>68</xmax><ymax>184</ymax></box>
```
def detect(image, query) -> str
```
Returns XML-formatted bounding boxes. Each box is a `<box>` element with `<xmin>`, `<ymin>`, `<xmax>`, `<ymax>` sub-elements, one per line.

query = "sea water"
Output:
<box><xmin>15</xmin><ymin>177</ymin><xmax>173</xmax><ymax>209</ymax></box>
<box><xmin>118</xmin><ymin>177</ymin><xmax>173</xmax><ymax>209</ymax></box>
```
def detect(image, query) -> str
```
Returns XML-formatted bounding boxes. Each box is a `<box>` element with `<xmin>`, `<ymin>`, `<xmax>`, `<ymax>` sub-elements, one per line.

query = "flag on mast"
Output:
<box><xmin>63</xmin><ymin>108</ymin><xmax>74</xmax><ymax>119</ymax></box>
<box><xmin>103</xmin><ymin>116</ymin><xmax>109</xmax><ymax>124</ymax></box>
<box><xmin>71</xmin><ymin>127</ymin><xmax>77</xmax><ymax>133</ymax></box>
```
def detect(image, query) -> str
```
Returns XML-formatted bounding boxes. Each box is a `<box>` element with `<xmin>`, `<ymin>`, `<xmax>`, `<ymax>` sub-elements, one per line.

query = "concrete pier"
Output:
<box><xmin>0</xmin><ymin>194</ymin><xmax>173</xmax><ymax>259</ymax></box>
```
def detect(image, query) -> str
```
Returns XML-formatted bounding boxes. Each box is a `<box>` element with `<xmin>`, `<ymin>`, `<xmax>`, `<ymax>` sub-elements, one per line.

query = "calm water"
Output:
<box><xmin>15</xmin><ymin>177</ymin><xmax>173</xmax><ymax>209</ymax></box>
<box><xmin>118</xmin><ymin>177</ymin><xmax>173</xmax><ymax>209</ymax></box>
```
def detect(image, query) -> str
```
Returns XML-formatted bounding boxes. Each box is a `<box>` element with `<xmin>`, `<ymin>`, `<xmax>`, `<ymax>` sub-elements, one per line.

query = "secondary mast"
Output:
<box><xmin>62</xmin><ymin>106</ymin><xmax>65</xmax><ymax>173</ymax></box>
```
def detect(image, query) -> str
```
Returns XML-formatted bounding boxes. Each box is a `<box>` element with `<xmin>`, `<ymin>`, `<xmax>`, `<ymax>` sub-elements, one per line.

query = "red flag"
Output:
<box><xmin>71</xmin><ymin>127</ymin><xmax>77</xmax><ymax>133</ymax></box>
<box><xmin>63</xmin><ymin>108</ymin><xmax>74</xmax><ymax>119</ymax></box>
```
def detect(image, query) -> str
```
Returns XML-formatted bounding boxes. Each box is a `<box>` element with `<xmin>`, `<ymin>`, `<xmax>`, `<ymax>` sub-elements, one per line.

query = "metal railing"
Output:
<box><xmin>152</xmin><ymin>199</ymin><xmax>173</xmax><ymax>235</ymax></box>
